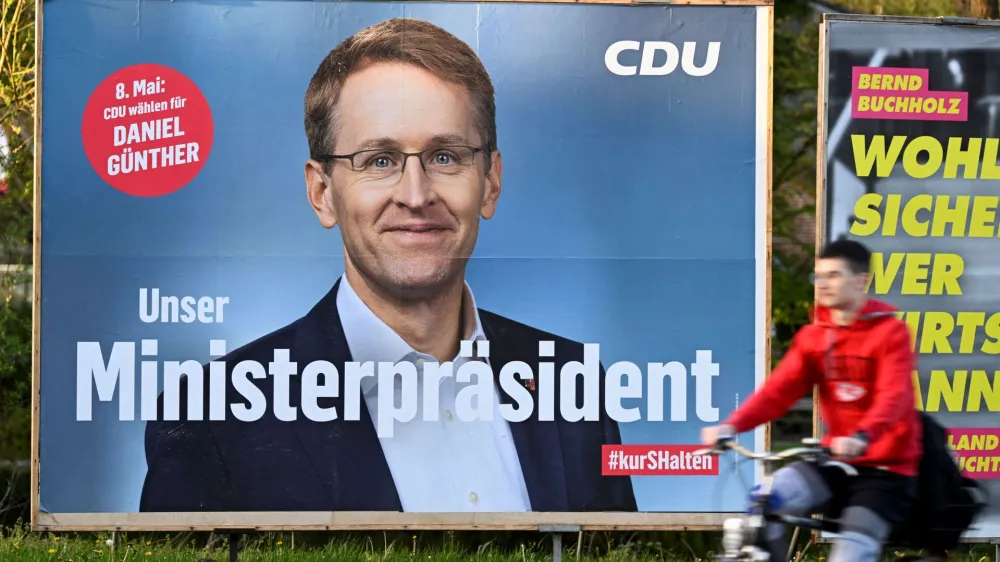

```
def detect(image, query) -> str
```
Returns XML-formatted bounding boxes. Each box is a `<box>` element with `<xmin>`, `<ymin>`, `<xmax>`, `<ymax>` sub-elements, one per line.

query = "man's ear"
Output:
<box><xmin>305</xmin><ymin>160</ymin><xmax>338</xmax><ymax>229</ymax></box>
<box><xmin>480</xmin><ymin>150</ymin><xmax>503</xmax><ymax>220</ymax></box>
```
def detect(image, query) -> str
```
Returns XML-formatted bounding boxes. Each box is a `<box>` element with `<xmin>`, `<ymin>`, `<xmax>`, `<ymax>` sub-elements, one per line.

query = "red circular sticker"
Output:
<box><xmin>81</xmin><ymin>63</ymin><xmax>213</xmax><ymax>197</ymax></box>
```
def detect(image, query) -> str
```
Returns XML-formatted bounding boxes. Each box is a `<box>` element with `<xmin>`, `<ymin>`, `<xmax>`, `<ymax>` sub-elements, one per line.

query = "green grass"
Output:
<box><xmin>0</xmin><ymin>524</ymin><xmax>996</xmax><ymax>562</ymax></box>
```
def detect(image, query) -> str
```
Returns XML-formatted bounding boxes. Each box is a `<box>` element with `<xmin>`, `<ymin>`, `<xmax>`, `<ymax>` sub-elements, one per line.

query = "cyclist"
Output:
<box><xmin>701</xmin><ymin>239</ymin><xmax>922</xmax><ymax>562</ymax></box>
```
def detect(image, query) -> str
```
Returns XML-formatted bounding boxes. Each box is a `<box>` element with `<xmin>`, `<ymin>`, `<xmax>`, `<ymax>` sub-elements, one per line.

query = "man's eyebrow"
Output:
<box><xmin>353</xmin><ymin>137</ymin><xmax>400</xmax><ymax>152</ymax></box>
<box><xmin>350</xmin><ymin>134</ymin><xmax>473</xmax><ymax>153</ymax></box>
<box><xmin>427</xmin><ymin>133</ymin><xmax>471</xmax><ymax>146</ymax></box>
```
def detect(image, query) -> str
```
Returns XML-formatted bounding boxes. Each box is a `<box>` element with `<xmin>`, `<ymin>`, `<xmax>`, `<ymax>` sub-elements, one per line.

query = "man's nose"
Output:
<box><xmin>392</xmin><ymin>154</ymin><xmax>436</xmax><ymax>208</ymax></box>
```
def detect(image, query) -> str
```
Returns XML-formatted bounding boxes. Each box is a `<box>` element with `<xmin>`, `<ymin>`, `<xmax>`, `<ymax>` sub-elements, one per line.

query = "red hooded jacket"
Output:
<box><xmin>726</xmin><ymin>298</ymin><xmax>922</xmax><ymax>477</ymax></box>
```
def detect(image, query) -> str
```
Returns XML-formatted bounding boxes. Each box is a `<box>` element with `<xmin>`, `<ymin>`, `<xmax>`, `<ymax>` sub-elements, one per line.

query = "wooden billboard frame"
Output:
<box><xmin>30</xmin><ymin>0</ymin><xmax>774</xmax><ymax>532</ymax></box>
<box><xmin>812</xmin><ymin>11</ymin><xmax>1000</xmax><ymax>545</ymax></box>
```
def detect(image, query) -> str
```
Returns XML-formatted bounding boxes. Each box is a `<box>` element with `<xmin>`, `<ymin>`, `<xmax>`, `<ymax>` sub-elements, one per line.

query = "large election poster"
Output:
<box><xmin>35</xmin><ymin>0</ymin><xmax>772</xmax><ymax>530</ymax></box>
<box><xmin>818</xmin><ymin>13</ymin><xmax>1000</xmax><ymax>540</ymax></box>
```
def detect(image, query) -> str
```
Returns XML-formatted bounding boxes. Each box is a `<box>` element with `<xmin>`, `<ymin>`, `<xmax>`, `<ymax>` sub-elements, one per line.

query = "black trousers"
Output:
<box><xmin>817</xmin><ymin>464</ymin><xmax>918</xmax><ymax>528</ymax></box>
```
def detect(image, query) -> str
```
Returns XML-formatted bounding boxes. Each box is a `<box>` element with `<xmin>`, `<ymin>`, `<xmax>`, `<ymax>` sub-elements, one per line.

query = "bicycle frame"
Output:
<box><xmin>694</xmin><ymin>438</ymin><xmax>858</xmax><ymax>562</ymax></box>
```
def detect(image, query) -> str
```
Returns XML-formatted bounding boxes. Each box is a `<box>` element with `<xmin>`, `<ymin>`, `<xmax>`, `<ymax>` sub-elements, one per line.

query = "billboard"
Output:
<box><xmin>33</xmin><ymin>0</ymin><xmax>773</xmax><ymax>530</ymax></box>
<box><xmin>817</xmin><ymin>13</ymin><xmax>1000</xmax><ymax>540</ymax></box>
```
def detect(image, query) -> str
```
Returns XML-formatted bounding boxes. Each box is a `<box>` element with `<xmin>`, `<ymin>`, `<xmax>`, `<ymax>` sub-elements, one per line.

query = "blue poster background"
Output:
<box><xmin>39</xmin><ymin>0</ymin><xmax>766</xmax><ymax>514</ymax></box>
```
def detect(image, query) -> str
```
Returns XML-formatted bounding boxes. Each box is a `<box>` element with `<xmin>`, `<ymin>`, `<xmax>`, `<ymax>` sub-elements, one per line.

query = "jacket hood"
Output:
<box><xmin>811</xmin><ymin>298</ymin><xmax>898</xmax><ymax>328</ymax></box>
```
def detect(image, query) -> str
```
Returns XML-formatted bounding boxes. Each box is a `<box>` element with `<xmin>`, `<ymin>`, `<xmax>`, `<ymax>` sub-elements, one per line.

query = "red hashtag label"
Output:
<box><xmin>602</xmin><ymin>445</ymin><xmax>719</xmax><ymax>476</ymax></box>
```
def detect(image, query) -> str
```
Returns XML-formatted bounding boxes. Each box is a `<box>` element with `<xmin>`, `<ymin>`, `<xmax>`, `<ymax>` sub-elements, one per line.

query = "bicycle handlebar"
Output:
<box><xmin>693</xmin><ymin>438</ymin><xmax>859</xmax><ymax>476</ymax></box>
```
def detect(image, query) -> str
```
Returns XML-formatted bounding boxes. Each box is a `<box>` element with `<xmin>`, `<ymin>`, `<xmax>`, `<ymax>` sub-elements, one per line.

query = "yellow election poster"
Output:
<box><xmin>818</xmin><ymin>14</ymin><xmax>1000</xmax><ymax>540</ymax></box>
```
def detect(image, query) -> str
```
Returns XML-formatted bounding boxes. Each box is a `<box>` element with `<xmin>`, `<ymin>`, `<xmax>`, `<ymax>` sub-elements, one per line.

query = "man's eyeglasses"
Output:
<box><xmin>315</xmin><ymin>145</ymin><xmax>485</xmax><ymax>184</ymax></box>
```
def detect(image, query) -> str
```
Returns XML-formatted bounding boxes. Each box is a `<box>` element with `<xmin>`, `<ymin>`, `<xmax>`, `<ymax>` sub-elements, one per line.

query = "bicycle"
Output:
<box><xmin>693</xmin><ymin>437</ymin><xmax>959</xmax><ymax>562</ymax></box>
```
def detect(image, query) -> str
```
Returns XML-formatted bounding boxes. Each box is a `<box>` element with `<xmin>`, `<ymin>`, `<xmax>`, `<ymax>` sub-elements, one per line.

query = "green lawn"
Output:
<box><xmin>0</xmin><ymin>524</ymin><xmax>996</xmax><ymax>562</ymax></box>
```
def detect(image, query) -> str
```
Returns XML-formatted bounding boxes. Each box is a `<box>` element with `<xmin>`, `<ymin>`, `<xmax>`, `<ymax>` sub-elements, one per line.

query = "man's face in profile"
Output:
<box><xmin>308</xmin><ymin>61</ymin><xmax>502</xmax><ymax>297</ymax></box>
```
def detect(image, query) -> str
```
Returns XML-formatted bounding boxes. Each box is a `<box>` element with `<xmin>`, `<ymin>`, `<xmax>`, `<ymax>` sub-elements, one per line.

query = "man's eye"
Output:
<box><xmin>364</xmin><ymin>154</ymin><xmax>396</xmax><ymax>169</ymax></box>
<box><xmin>431</xmin><ymin>150</ymin><xmax>459</xmax><ymax>166</ymax></box>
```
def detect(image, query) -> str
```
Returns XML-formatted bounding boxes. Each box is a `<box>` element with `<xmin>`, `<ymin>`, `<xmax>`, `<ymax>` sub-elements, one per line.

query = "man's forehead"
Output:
<box><xmin>816</xmin><ymin>257</ymin><xmax>851</xmax><ymax>272</ymax></box>
<box><xmin>334</xmin><ymin>61</ymin><xmax>476</xmax><ymax>151</ymax></box>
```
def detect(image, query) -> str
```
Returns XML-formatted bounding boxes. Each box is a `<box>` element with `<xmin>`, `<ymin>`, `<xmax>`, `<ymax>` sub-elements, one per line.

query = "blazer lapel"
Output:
<box><xmin>289</xmin><ymin>278</ymin><xmax>403</xmax><ymax>511</ymax></box>
<box><xmin>481</xmin><ymin>313</ymin><xmax>569</xmax><ymax>512</ymax></box>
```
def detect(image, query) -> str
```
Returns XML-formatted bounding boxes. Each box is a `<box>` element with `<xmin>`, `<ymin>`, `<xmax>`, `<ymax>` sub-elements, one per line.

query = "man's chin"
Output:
<box><xmin>817</xmin><ymin>297</ymin><xmax>844</xmax><ymax>310</ymax></box>
<box><xmin>373</xmin><ymin>264</ymin><xmax>463</xmax><ymax>298</ymax></box>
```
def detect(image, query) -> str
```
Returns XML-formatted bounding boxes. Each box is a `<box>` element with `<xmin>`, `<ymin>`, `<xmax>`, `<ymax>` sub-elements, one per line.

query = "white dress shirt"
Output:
<box><xmin>336</xmin><ymin>275</ymin><xmax>533</xmax><ymax>512</ymax></box>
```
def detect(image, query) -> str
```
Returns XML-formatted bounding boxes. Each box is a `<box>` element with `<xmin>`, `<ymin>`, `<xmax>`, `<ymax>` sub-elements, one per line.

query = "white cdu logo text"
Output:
<box><xmin>604</xmin><ymin>41</ymin><xmax>721</xmax><ymax>77</ymax></box>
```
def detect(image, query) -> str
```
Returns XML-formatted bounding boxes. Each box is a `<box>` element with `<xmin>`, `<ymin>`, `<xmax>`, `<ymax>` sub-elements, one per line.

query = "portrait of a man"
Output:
<box><xmin>139</xmin><ymin>17</ymin><xmax>637</xmax><ymax>513</ymax></box>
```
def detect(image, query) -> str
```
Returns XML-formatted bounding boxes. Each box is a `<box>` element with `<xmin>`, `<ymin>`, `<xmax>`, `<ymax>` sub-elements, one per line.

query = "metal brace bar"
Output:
<box><xmin>210</xmin><ymin>529</ymin><xmax>255</xmax><ymax>562</ymax></box>
<box><xmin>539</xmin><ymin>525</ymin><xmax>581</xmax><ymax>561</ymax></box>
<box><xmin>941</xmin><ymin>16</ymin><xmax>981</xmax><ymax>25</ymax></box>
<box><xmin>539</xmin><ymin>525</ymin><xmax>582</xmax><ymax>533</ymax></box>
<box><xmin>229</xmin><ymin>533</ymin><xmax>242</xmax><ymax>562</ymax></box>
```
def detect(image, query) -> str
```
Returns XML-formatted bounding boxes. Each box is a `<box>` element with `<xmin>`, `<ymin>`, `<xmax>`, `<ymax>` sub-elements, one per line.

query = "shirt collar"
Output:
<box><xmin>336</xmin><ymin>274</ymin><xmax>487</xmax><ymax>397</ymax></box>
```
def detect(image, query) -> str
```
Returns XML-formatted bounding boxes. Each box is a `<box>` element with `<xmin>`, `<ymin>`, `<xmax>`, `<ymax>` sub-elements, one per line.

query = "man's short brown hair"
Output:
<box><xmin>304</xmin><ymin>18</ymin><xmax>497</xmax><ymax>162</ymax></box>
